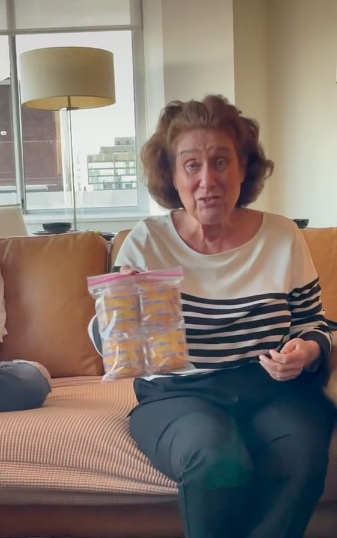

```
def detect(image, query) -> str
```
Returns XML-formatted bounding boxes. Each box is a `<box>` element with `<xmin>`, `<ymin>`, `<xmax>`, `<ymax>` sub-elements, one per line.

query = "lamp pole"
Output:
<box><xmin>66</xmin><ymin>97</ymin><xmax>78</xmax><ymax>230</ymax></box>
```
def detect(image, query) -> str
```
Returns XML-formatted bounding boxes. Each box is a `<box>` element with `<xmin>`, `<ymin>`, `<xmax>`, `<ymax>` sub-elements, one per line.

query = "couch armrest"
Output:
<box><xmin>326</xmin><ymin>319</ymin><xmax>337</xmax><ymax>331</ymax></box>
<box><xmin>324</xmin><ymin>332</ymin><xmax>337</xmax><ymax>407</ymax></box>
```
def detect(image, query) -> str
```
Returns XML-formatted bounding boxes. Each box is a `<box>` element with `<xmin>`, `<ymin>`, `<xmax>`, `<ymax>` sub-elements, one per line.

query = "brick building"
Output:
<box><xmin>0</xmin><ymin>82</ymin><xmax>63</xmax><ymax>193</ymax></box>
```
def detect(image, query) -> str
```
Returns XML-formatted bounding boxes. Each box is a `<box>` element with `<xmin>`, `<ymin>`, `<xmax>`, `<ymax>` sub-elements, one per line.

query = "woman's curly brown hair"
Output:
<box><xmin>141</xmin><ymin>95</ymin><xmax>274</xmax><ymax>209</ymax></box>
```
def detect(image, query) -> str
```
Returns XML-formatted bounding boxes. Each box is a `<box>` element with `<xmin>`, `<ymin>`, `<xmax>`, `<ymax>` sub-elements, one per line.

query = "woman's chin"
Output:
<box><xmin>195</xmin><ymin>208</ymin><xmax>226</xmax><ymax>226</ymax></box>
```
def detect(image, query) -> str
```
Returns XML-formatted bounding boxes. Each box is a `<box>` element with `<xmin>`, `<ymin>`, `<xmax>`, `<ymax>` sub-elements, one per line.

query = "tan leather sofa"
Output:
<box><xmin>0</xmin><ymin>227</ymin><xmax>336</xmax><ymax>538</ymax></box>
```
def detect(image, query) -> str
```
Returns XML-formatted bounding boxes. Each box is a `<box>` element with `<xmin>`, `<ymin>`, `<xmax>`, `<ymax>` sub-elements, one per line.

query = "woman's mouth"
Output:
<box><xmin>198</xmin><ymin>196</ymin><xmax>221</xmax><ymax>207</ymax></box>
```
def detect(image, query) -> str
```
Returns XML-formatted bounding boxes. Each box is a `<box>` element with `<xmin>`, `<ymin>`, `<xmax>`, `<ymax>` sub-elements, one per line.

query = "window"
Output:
<box><xmin>13</xmin><ymin>0</ymin><xmax>131</xmax><ymax>29</ymax></box>
<box><xmin>0</xmin><ymin>36</ymin><xmax>17</xmax><ymax>205</ymax></box>
<box><xmin>17</xmin><ymin>31</ymin><xmax>138</xmax><ymax>215</ymax></box>
<box><xmin>0</xmin><ymin>0</ymin><xmax>147</xmax><ymax>228</ymax></box>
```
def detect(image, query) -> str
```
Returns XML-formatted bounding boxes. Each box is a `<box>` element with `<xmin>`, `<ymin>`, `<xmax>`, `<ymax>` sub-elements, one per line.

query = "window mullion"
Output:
<box><xmin>130</xmin><ymin>0</ymin><xmax>149</xmax><ymax>213</ymax></box>
<box><xmin>7</xmin><ymin>0</ymin><xmax>26</xmax><ymax>212</ymax></box>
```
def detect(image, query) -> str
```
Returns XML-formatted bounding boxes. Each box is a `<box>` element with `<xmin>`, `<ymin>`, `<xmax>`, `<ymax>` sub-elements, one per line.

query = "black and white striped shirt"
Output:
<box><xmin>114</xmin><ymin>211</ymin><xmax>332</xmax><ymax>372</ymax></box>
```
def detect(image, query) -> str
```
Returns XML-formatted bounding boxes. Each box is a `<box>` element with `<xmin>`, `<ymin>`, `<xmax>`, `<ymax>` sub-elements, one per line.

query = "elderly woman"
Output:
<box><xmin>93</xmin><ymin>95</ymin><xmax>334</xmax><ymax>538</ymax></box>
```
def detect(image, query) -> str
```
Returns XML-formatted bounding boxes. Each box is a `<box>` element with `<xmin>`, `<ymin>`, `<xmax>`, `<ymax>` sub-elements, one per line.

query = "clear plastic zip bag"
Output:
<box><xmin>87</xmin><ymin>267</ymin><xmax>189</xmax><ymax>381</ymax></box>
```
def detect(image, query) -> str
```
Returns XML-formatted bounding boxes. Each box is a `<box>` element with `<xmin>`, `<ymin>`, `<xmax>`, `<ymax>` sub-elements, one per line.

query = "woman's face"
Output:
<box><xmin>173</xmin><ymin>129</ymin><xmax>245</xmax><ymax>226</ymax></box>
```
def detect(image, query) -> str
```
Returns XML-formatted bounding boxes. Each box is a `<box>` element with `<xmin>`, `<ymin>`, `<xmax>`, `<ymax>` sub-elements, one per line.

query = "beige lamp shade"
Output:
<box><xmin>19</xmin><ymin>47</ymin><xmax>115</xmax><ymax>110</ymax></box>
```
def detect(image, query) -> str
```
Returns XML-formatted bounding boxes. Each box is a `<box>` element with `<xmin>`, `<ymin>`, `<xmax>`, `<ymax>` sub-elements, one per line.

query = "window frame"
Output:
<box><xmin>1</xmin><ymin>0</ymin><xmax>149</xmax><ymax>218</ymax></box>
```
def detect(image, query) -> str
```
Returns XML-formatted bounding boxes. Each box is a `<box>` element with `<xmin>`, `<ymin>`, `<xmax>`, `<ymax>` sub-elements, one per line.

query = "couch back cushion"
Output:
<box><xmin>302</xmin><ymin>227</ymin><xmax>337</xmax><ymax>322</ymax></box>
<box><xmin>0</xmin><ymin>232</ymin><xmax>107</xmax><ymax>377</ymax></box>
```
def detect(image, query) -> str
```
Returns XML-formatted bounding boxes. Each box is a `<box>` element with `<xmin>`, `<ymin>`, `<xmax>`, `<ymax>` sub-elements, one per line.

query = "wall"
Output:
<box><xmin>144</xmin><ymin>0</ymin><xmax>273</xmax><ymax>214</ymax></box>
<box><xmin>143</xmin><ymin>0</ymin><xmax>235</xmax><ymax>121</ymax></box>
<box><xmin>142</xmin><ymin>0</ymin><xmax>235</xmax><ymax>216</ymax></box>
<box><xmin>268</xmin><ymin>0</ymin><xmax>337</xmax><ymax>227</ymax></box>
<box><xmin>233</xmin><ymin>0</ymin><xmax>271</xmax><ymax>211</ymax></box>
<box><xmin>142</xmin><ymin>0</ymin><xmax>166</xmax><ymax>137</ymax></box>
<box><xmin>233</xmin><ymin>0</ymin><xmax>337</xmax><ymax>227</ymax></box>
<box><xmin>161</xmin><ymin>0</ymin><xmax>235</xmax><ymax>104</ymax></box>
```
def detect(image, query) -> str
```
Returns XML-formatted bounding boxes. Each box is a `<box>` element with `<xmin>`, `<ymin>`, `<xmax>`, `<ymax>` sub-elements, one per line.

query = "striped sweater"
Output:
<box><xmin>114</xmin><ymin>211</ymin><xmax>332</xmax><ymax>372</ymax></box>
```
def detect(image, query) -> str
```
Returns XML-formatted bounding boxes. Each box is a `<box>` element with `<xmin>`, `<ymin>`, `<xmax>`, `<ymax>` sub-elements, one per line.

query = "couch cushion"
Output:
<box><xmin>325</xmin><ymin>334</ymin><xmax>337</xmax><ymax>407</ymax></box>
<box><xmin>0</xmin><ymin>233</ymin><xmax>107</xmax><ymax>377</ymax></box>
<box><xmin>0</xmin><ymin>268</ymin><xmax>7</xmax><ymax>343</ymax></box>
<box><xmin>0</xmin><ymin>376</ymin><xmax>335</xmax><ymax>506</ymax></box>
<box><xmin>0</xmin><ymin>377</ymin><xmax>176</xmax><ymax>505</ymax></box>
<box><xmin>302</xmin><ymin>227</ymin><xmax>337</xmax><ymax>323</ymax></box>
<box><xmin>324</xmin><ymin>425</ymin><xmax>337</xmax><ymax>502</ymax></box>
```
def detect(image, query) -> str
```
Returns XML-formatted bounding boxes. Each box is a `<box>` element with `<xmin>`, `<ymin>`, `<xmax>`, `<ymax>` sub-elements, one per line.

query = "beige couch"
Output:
<box><xmin>0</xmin><ymin>228</ymin><xmax>336</xmax><ymax>538</ymax></box>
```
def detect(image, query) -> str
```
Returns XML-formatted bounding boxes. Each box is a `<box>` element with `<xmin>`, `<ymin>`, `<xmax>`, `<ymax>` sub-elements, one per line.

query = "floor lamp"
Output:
<box><xmin>19</xmin><ymin>47</ymin><xmax>116</xmax><ymax>230</ymax></box>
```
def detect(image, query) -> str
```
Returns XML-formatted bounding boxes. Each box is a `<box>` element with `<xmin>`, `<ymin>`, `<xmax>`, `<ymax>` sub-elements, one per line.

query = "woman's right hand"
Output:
<box><xmin>120</xmin><ymin>265</ymin><xmax>141</xmax><ymax>275</ymax></box>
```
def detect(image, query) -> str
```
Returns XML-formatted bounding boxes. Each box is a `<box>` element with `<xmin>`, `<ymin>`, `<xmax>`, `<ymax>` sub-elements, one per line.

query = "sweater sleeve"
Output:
<box><xmin>289</xmin><ymin>228</ymin><xmax>332</xmax><ymax>360</ymax></box>
<box><xmin>114</xmin><ymin>220</ymin><xmax>150</xmax><ymax>270</ymax></box>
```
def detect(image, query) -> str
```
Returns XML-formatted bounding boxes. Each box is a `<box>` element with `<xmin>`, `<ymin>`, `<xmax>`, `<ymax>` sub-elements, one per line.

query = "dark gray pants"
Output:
<box><xmin>130</xmin><ymin>365</ymin><xmax>334</xmax><ymax>538</ymax></box>
<box><xmin>0</xmin><ymin>362</ymin><xmax>51</xmax><ymax>412</ymax></box>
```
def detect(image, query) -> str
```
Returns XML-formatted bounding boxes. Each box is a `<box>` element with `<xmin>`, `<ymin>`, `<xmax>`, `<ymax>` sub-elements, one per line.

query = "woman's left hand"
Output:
<box><xmin>259</xmin><ymin>338</ymin><xmax>321</xmax><ymax>381</ymax></box>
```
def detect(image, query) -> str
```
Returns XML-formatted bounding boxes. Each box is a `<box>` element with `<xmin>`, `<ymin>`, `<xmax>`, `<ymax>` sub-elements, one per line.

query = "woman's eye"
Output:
<box><xmin>185</xmin><ymin>162</ymin><xmax>200</xmax><ymax>173</ymax></box>
<box><xmin>215</xmin><ymin>159</ymin><xmax>227</xmax><ymax>170</ymax></box>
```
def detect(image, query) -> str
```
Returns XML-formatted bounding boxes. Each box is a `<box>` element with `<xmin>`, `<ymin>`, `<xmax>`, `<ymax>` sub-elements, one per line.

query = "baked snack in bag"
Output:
<box><xmin>87</xmin><ymin>267</ymin><xmax>189</xmax><ymax>381</ymax></box>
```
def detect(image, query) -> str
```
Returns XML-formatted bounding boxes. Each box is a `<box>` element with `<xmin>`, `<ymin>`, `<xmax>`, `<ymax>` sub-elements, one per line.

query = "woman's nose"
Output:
<box><xmin>199</xmin><ymin>165</ymin><xmax>216</xmax><ymax>187</ymax></box>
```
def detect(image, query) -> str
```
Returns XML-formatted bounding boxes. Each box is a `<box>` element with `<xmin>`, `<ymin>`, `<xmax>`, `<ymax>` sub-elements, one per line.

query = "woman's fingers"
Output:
<box><xmin>259</xmin><ymin>355</ymin><xmax>302</xmax><ymax>381</ymax></box>
<box><xmin>120</xmin><ymin>265</ymin><xmax>138</xmax><ymax>275</ymax></box>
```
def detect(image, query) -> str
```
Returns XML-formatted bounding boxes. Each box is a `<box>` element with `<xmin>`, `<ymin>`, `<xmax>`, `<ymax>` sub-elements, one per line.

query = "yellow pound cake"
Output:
<box><xmin>102</xmin><ymin>337</ymin><xmax>145</xmax><ymax>379</ymax></box>
<box><xmin>97</xmin><ymin>289</ymin><xmax>140</xmax><ymax>335</ymax></box>
<box><xmin>146</xmin><ymin>327</ymin><xmax>187</xmax><ymax>374</ymax></box>
<box><xmin>139</xmin><ymin>282</ymin><xmax>181</xmax><ymax>325</ymax></box>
